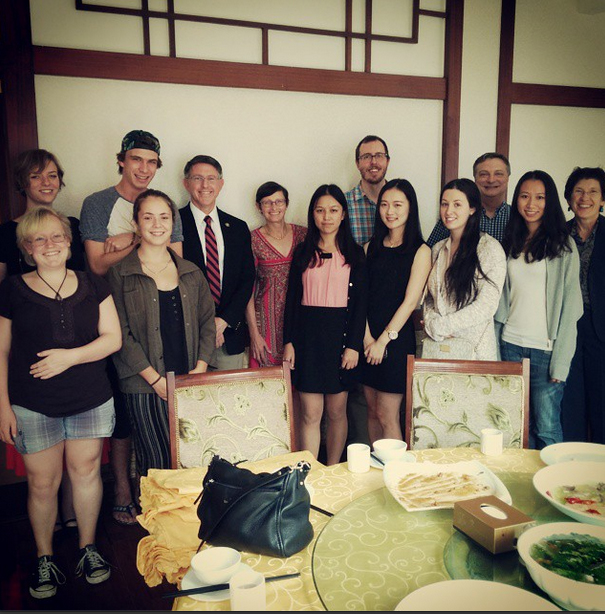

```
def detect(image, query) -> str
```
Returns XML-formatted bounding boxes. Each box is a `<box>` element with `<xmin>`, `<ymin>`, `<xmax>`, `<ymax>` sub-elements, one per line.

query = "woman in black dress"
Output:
<box><xmin>361</xmin><ymin>179</ymin><xmax>431</xmax><ymax>442</ymax></box>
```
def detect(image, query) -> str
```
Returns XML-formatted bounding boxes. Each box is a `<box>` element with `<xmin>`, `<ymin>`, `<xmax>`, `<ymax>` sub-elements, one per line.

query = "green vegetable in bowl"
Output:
<box><xmin>530</xmin><ymin>532</ymin><xmax>605</xmax><ymax>585</ymax></box>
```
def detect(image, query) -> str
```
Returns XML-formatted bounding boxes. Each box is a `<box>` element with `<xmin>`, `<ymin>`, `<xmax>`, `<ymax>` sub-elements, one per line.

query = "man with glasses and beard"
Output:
<box><xmin>345</xmin><ymin>135</ymin><xmax>391</xmax><ymax>246</ymax></box>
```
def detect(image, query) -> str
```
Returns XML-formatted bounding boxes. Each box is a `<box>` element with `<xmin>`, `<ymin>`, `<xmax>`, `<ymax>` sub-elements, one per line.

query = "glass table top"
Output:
<box><xmin>311</xmin><ymin>471</ymin><xmax>568</xmax><ymax>611</ymax></box>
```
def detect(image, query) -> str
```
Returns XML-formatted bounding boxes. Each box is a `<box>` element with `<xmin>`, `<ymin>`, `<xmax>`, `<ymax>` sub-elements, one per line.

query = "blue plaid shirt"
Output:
<box><xmin>426</xmin><ymin>202</ymin><xmax>511</xmax><ymax>247</ymax></box>
<box><xmin>345</xmin><ymin>183</ymin><xmax>377</xmax><ymax>245</ymax></box>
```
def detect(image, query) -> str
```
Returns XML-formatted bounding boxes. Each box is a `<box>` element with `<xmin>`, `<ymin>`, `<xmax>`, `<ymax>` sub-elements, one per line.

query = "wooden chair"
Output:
<box><xmin>405</xmin><ymin>355</ymin><xmax>530</xmax><ymax>450</ymax></box>
<box><xmin>167</xmin><ymin>363</ymin><xmax>296</xmax><ymax>469</ymax></box>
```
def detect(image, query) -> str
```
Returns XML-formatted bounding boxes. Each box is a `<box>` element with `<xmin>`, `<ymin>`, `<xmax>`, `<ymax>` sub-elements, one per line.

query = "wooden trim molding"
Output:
<box><xmin>496</xmin><ymin>0</ymin><xmax>515</xmax><ymax>158</ymax></box>
<box><xmin>441</xmin><ymin>0</ymin><xmax>464</xmax><ymax>185</ymax></box>
<box><xmin>33</xmin><ymin>46</ymin><xmax>447</xmax><ymax>100</ymax></box>
<box><xmin>512</xmin><ymin>83</ymin><xmax>605</xmax><ymax>108</ymax></box>
<box><xmin>75</xmin><ymin>0</ymin><xmax>423</xmax><ymax>46</ymax></box>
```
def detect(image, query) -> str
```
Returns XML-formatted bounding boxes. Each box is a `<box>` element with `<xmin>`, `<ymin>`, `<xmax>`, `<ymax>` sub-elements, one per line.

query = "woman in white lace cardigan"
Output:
<box><xmin>422</xmin><ymin>178</ymin><xmax>506</xmax><ymax>360</ymax></box>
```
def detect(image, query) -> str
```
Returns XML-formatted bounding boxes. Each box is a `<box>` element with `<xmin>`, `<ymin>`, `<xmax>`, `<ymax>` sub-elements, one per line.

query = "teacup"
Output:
<box><xmin>373</xmin><ymin>438</ymin><xmax>408</xmax><ymax>463</ymax></box>
<box><xmin>190</xmin><ymin>547</ymin><xmax>241</xmax><ymax>585</ymax></box>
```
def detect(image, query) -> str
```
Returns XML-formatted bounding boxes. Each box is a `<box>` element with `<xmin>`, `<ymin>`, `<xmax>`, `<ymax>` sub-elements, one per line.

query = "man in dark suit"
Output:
<box><xmin>180</xmin><ymin>155</ymin><xmax>255</xmax><ymax>370</ymax></box>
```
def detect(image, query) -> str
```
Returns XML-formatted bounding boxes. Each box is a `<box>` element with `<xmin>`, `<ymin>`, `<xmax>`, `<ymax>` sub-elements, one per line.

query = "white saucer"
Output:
<box><xmin>180</xmin><ymin>562</ymin><xmax>251</xmax><ymax>601</ymax></box>
<box><xmin>370</xmin><ymin>451</ymin><xmax>416</xmax><ymax>469</ymax></box>
<box><xmin>394</xmin><ymin>580</ymin><xmax>559</xmax><ymax>611</ymax></box>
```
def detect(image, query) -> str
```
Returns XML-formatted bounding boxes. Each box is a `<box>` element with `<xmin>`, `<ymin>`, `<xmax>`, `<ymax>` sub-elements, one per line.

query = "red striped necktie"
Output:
<box><xmin>204</xmin><ymin>215</ymin><xmax>221</xmax><ymax>305</ymax></box>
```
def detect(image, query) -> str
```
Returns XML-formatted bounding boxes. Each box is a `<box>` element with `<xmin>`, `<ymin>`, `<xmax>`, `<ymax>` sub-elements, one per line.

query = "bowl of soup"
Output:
<box><xmin>516</xmin><ymin>522</ymin><xmax>605</xmax><ymax>611</ymax></box>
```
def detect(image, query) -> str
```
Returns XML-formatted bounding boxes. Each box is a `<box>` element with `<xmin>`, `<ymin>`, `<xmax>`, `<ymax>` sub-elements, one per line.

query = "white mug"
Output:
<box><xmin>481</xmin><ymin>428</ymin><xmax>503</xmax><ymax>456</ymax></box>
<box><xmin>347</xmin><ymin>443</ymin><xmax>370</xmax><ymax>473</ymax></box>
<box><xmin>230</xmin><ymin>569</ymin><xmax>266</xmax><ymax>611</ymax></box>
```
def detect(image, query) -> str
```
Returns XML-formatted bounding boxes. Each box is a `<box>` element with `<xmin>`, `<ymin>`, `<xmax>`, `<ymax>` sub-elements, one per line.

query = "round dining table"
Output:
<box><xmin>136</xmin><ymin>447</ymin><xmax>562</xmax><ymax>611</ymax></box>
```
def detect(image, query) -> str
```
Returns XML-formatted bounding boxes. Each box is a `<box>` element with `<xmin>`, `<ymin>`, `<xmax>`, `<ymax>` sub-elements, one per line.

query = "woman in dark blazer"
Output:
<box><xmin>560</xmin><ymin>166</ymin><xmax>605</xmax><ymax>444</ymax></box>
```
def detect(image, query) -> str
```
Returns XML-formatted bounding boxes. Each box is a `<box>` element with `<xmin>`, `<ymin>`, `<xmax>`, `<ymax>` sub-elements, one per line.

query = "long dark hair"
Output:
<box><xmin>440</xmin><ymin>178</ymin><xmax>491</xmax><ymax>309</ymax></box>
<box><xmin>502</xmin><ymin>170</ymin><xmax>570</xmax><ymax>262</ymax></box>
<box><xmin>293</xmin><ymin>184</ymin><xmax>362</xmax><ymax>270</ymax></box>
<box><xmin>367</xmin><ymin>178</ymin><xmax>423</xmax><ymax>258</ymax></box>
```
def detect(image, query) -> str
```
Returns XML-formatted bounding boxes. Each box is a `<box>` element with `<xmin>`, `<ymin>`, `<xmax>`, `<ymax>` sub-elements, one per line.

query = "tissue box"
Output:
<box><xmin>453</xmin><ymin>495</ymin><xmax>534</xmax><ymax>554</ymax></box>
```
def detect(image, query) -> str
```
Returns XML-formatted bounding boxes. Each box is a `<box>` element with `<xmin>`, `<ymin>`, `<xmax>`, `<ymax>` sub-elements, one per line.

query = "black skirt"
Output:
<box><xmin>291</xmin><ymin>305</ymin><xmax>357</xmax><ymax>394</ymax></box>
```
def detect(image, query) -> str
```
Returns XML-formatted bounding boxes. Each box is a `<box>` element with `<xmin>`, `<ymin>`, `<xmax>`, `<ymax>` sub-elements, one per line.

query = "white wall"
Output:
<box><xmin>36</xmin><ymin>76</ymin><xmax>443</xmax><ymax>235</ymax></box>
<box><xmin>509</xmin><ymin>0</ymin><xmax>605</xmax><ymax>207</ymax></box>
<box><xmin>30</xmin><ymin>0</ymin><xmax>605</xmax><ymax>233</ymax></box>
<box><xmin>458</xmin><ymin>0</ymin><xmax>502</xmax><ymax>177</ymax></box>
<box><xmin>32</xmin><ymin>0</ymin><xmax>447</xmax><ymax>235</ymax></box>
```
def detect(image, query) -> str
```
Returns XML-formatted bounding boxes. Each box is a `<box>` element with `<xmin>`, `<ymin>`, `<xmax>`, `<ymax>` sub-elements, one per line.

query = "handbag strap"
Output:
<box><xmin>197</xmin><ymin>462</ymin><xmax>309</xmax><ymax>552</ymax></box>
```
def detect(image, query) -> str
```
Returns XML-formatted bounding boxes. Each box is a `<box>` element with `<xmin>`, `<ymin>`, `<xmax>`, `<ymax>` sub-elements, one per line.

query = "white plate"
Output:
<box><xmin>394</xmin><ymin>580</ymin><xmax>560</xmax><ymax>611</ymax></box>
<box><xmin>180</xmin><ymin>563</ymin><xmax>250</xmax><ymax>602</ymax></box>
<box><xmin>540</xmin><ymin>442</ymin><xmax>605</xmax><ymax>465</ymax></box>
<box><xmin>533</xmin><ymin>461</ymin><xmax>605</xmax><ymax>527</ymax></box>
<box><xmin>370</xmin><ymin>452</ymin><xmax>416</xmax><ymax>470</ymax></box>
<box><xmin>383</xmin><ymin>460</ymin><xmax>512</xmax><ymax>512</ymax></box>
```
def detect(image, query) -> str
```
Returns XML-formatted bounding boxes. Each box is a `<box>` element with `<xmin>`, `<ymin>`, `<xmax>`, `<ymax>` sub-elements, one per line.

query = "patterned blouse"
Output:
<box><xmin>251</xmin><ymin>224</ymin><xmax>307</xmax><ymax>366</ymax></box>
<box><xmin>570</xmin><ymin>218</ymin><xmax>598</xmax><ymax>308</ymax></box>
<box><xmin>423</xmin><ymin>233</ymin><xmax>507</xmax><ymax>360</ymax></box>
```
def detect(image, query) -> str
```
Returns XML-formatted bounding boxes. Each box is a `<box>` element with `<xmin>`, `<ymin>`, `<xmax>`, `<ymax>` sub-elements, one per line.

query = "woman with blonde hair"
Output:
<box><xmin>0</xmin><ymin>207</ymin><xmax>121</xmax><ymax>597</ymax></box>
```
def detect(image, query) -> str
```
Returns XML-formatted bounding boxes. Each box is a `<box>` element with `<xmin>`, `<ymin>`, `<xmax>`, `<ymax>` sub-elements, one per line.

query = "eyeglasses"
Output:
<box><xmin>573</xmin><ymin>188</ymin><xmax>601</xmax><ymax>199</ymax></box>
<box><xmin>187</xmin><ymin>175</ymin><xmax>221</xmax><ymax>184</ymax></box>
<box><xmin>358</xmin><ymin>152</ymin><xmax>389</xmax><ymax>163</ymax></box>
<box><xmin>28</xmin><ymin>233</ymin><xmax>67</xmax><ymax>247</ymax></box>
<box><xmin>260</xmin><ymin>199</ymin><xmax>287</xmax><ymax>208</ymax></box>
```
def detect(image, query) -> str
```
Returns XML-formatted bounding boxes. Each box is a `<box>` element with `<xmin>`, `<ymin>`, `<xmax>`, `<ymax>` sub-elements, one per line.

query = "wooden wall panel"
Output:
<box><xmin>0</xmin><ymin>0</ymin><xmax>38</xmax><ymax>221</ymax></box>
<box><xmin>441</xmin><ymin>0</ymin><xmax>464</xmax><ymax>185</ymax></box>
<box><xmin>33</xmin><ymin>46</ymin><xmax>447</xmax><ymax>100</ymax></box>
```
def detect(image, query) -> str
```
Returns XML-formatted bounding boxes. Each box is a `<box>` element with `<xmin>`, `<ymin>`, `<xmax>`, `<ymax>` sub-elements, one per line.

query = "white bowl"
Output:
<box><xmin>517</xmin><ymin>522</ymin><xmax>605</xmax><ymax>611</ymax></box>
<box><xmin>533</xmin><ymin>461</ymin><xmax>605</xmax><ymax>527</ymax></box>
<box><xmin>190</xmin><ymin>546</ymin><xmax>241</xmax><ymax>584</ymax></box>
<box><xmin>373</xmin><ymin>438</ymin><xmax>408</xmax><ymax>462</ymax></box>
<box><xmin>540</xmin><ymin>442</ymin><xmax>605</xmax><ymax>465</ymax></box>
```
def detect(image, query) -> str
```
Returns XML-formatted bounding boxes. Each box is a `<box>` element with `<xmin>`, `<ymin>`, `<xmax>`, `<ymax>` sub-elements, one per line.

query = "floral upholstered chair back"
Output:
<box><xmin>167</xmin><ymin>365</ymin><xmax>295</xmax><ymax>469</ymax></box>
<box><xmin>405</xmin><ymin>357</ymin><xmax>530</xmax><ymax>450</ymax></box>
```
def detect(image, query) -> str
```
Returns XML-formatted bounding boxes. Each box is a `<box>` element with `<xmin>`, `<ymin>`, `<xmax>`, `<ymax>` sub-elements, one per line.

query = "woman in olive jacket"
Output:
<box><xmin>107</xmin><ymin>189</ymin><xmax>215</xmax><ymax>476</ymax></box>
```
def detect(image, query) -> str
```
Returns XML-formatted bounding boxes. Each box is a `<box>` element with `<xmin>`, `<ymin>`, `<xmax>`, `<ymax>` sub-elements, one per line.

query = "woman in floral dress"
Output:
<box><xmin>246</xmin><ymin>181</ymin><xmax>306</xmax><ymax>367</ymax></box>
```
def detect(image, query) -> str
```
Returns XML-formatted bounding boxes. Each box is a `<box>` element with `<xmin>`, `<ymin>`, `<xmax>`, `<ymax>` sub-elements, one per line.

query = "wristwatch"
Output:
<box><xmin>385</xmin><ymin>329</ymin><xmax>398</xmax><ymax>341</ymax></box>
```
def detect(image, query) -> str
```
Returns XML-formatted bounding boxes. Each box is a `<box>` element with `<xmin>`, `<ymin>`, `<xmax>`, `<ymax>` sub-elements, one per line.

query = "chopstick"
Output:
<box><xmin>370</xmin><ymin>452</ymin><xmax>385</xmax><ymax>466</ymax></box>
<box><xmin>163</xmin><ymin>572</ymin><xmax>301</xmax><ymax>598</ymax></box>
<box><xmin>310</xmin><ymin>503</ymin><xmax>334</xmax><ymax>517</ymax></box>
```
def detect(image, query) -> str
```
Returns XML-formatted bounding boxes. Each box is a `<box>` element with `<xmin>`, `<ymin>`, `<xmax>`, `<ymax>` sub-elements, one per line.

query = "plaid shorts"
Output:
<box><xmin>12</xmin><ymin>398</ymin><xmax>115</xmax><ymax>454</ymax></box>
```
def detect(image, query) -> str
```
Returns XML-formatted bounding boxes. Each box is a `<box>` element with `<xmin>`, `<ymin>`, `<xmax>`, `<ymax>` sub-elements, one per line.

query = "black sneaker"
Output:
<box><xmin>30</xmin><ymin>555</ymin><xmax>66</xmax><ymax>599</ymax></box>
<box><xmin>75</xmin><ymin>544</ymin><xmax>111</xmax><ymax>584</ymax></box>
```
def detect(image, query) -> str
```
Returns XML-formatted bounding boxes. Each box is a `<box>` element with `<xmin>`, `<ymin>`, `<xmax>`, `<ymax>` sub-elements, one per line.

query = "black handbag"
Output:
<box><xmin>196</xmin><ymin>456</ymin><xmax>314</xmax><ymax>557</ymax></box>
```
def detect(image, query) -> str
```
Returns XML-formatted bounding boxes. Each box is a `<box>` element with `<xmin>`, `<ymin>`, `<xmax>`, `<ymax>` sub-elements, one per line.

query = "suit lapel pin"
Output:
<box><xmin>225</xmin><ymin>222</ymin><xmax>230</xmax><ymax>228</ymax></box>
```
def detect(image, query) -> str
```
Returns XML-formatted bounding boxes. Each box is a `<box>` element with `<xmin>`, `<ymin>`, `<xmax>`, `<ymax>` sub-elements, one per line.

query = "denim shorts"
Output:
<box><xmin>12</xmin><ymin>398</ymin><xmax>115</xmax><ymax>455</ymax></box>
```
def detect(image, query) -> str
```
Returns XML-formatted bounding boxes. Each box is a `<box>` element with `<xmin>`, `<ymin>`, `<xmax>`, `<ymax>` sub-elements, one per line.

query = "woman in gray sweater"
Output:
<box><xmin>495</xmin><ymin>170</ymin><xmax>582</xmax><ymax>449</ymax></box>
